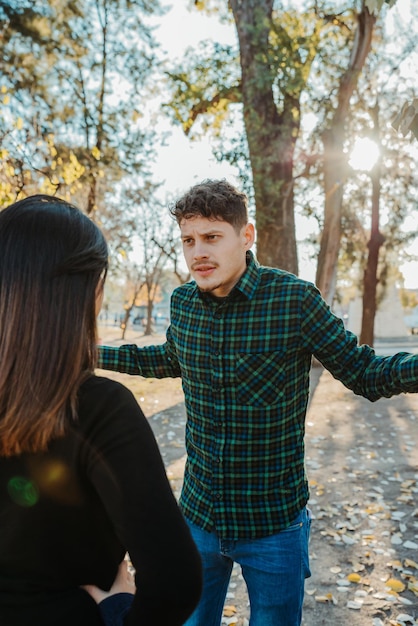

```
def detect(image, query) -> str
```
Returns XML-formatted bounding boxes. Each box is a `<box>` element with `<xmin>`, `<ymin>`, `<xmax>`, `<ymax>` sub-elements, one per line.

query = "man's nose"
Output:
<box><xmin>193</xmin><ymin>241</ymin><xmax>209</xmax><ymax>258</ymax></box>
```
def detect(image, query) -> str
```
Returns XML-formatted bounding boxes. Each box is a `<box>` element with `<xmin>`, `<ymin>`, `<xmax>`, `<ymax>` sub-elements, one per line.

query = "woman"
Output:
<box><xmin>0</xmin><ymin>195</ymin><xmax>201</xmax><ymax>626</ymax></box>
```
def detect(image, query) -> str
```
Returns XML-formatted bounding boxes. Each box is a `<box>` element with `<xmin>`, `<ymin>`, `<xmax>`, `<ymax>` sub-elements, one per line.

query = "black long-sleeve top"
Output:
<box><xmin>0</xmin><ymin>375</ymin><xmax>202</xmax><ymax>626</ymax></box>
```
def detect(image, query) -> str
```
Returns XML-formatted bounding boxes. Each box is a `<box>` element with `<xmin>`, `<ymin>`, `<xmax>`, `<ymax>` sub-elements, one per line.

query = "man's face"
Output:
<box><xmin>180</xmin><ymin>216</ymin><xmax>255</xmax><ymax>298</ymax></box>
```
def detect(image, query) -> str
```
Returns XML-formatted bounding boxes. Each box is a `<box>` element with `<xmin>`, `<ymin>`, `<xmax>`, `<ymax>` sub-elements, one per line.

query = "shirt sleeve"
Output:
<box><xmin>81</xmin><ymin>379</ymin><xmax>202</xmax><ymax>625</ymax></box>
<box><xmin>98</xmin><ymin>593</ymin><xmax>134</xmax><ymax>626</ymax></box>
<box><xmin>97</xmin><ymin>326</ymin><xmax>181</xmax><ymax>379</ymax></box>
<box><xmin>300</xmin><ymin>281</ymin><xmax>418</xmax><ymax>401</ymax></box>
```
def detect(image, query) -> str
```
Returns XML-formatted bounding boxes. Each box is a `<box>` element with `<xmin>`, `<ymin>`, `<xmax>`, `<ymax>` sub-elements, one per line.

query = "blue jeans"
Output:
<box><xmin>184</xmin><ymin>507</ymin><xmax>311</xmax><ymax>626</ymax></box>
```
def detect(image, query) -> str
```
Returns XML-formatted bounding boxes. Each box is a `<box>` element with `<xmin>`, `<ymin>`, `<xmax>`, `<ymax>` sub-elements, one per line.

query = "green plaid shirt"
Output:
<box><xmin>98</xmin><ymin>251</ymin><xmax>418</xmax><ymax>539</ymax></box>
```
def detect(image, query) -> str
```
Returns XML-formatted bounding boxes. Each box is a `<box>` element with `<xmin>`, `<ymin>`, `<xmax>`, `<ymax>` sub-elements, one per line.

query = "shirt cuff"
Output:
<box><xmin>98</xmin><ymin>593</ymin><xmax>134</xmax><ymax>626</ymax></box>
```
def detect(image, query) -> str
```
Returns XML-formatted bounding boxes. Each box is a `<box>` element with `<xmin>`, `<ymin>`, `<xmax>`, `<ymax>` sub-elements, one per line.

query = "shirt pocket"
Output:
<box><xmin>235</xmin><ymin>350</ymin><xmax>286</xmax><ymax>407</ymax></box>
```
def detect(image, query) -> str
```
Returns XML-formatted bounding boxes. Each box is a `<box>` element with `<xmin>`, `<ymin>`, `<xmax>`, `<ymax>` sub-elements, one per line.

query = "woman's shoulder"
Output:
<box><xmin>77</xmin><ymin>374</ymin><xmax>145</xmax><ymax>427</ymax></box>
<box><xmin>79</xmin><ymin>374</ymin><xmax>133</xmax><ymax>402</ymax></box>
<box><xmin>80</xmin><ymin>374</ymin><xmax>133</xmax><ymax>397</ymax></box>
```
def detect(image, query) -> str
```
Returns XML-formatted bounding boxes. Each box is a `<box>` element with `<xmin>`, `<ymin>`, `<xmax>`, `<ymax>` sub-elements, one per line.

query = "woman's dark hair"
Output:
<box><xmin>170</xmin><ymin>179</ymin><xmax>249</xmax><ymax>232</ymax></box>
<box><xmin>0</xmin><ymin>194</ymin><xmax>108</xmax><ymax>457</ymax></box>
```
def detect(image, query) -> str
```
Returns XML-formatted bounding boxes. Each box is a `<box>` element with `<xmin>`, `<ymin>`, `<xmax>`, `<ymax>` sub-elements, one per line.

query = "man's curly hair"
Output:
<box><xmin>170</xmin><ymin>179</ymin><xmax>248</xmax><ymax>232</ymax></box>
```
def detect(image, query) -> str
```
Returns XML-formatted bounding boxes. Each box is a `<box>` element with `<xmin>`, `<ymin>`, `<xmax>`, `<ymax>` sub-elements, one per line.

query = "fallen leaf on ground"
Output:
<box><xmin>347</xmin><ymin>572</ymin><xmax>362</xmax><ymax>583</ymax></box>
<box><xmin>223</xmin><ymin>605</ymin><xmax>237</xmax><ymax>617</ymax></box>
<box><xmin>385</xmin><ymin>578</ymin><xmax>406</xmax><ymax>593</ymax></box>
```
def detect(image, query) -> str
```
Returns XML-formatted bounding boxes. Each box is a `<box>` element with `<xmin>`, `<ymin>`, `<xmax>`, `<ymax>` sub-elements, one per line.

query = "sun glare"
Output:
<box><xmin>348</xmin><ymin>137</ymin><xmax>380</xmax><ymax>172</ymax></box>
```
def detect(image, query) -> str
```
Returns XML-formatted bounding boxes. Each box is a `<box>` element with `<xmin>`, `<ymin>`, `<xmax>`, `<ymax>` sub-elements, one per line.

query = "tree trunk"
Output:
<box><xmin>230</xmin><ymin>0</ymin><xmax>299</xmax><ymax>273</ymax></box>
<box><xmin>144</xmin><ymin>297</ymin><xmax>154</xmax><ymax>336</ymax></box>
<box><xmin>120</xmin><ymin>306</ymin><xmax>132</xmax><ymax>340</ymax></box>
<box><xmin>316</xmin><ymin>3</ymin><xmax>376</xmax><ymax>303</ymax></box>
<box><xmin>359</xmin><ymin>181</ymin><xmax>384</xmax><ymax>346</ymax></box>
<box><xmin>360</xmin><ymin>103</ymin><xmax>384</xmax><ymax>346</ymax></box>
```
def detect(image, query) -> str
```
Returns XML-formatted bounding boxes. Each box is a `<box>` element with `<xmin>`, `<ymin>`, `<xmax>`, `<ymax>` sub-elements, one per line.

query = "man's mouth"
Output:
<box><xmin>193</xmin><ymin>264</ymin><xmax>216</xmax><ymax>277</ymax></box>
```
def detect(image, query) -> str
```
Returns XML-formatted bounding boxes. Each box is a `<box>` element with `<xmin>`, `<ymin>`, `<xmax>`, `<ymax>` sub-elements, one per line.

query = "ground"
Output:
<box><xmin>98</xmin><ymin>323</ymin><xmax>418</xmax><ymax>626</ymax></box>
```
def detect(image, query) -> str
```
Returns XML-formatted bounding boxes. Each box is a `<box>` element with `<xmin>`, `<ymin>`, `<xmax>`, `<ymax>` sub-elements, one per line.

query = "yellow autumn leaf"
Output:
<box><xmin>365</xmin><ymin>504</ymin><xmax>383</xmax><ymax>514</ymax></box>
<box><xmin>91</xmin><ymin>146</ymin><xmax>101</xmax><ymax>160</ymax></box>
<box><xmin>408</xmin><ymin>580</ymin><xmax>418</xmax><ymax>595</ymax></box>
<box><xmin>223</xmin><ymin>605</ymin><xmax>237</xmax><ymax>617</ymax></box>
<box><xmin>16</xmin><ymin>117</ymin><xmax>23</xmax><ymax>130</ymax></box>
<box><xmin>385</xmin><ymin>578</ymin><xmax>405</xmax><ymax>593</ymax></box>
<box><xmin>401</xmin><ymin>479</ymin><xmax>415</xmax><ymax>489</ymax></box>
<box><xmin>315</xmin><ymin>593</ymin><xmax>335</xmax><ymax>603</ymax></box>
<box><xmin>347</xmin><ymin>573</ymin><xmax>362</xmax><ymax>583</ymax></box>
<box><xmin>404</xmin><ymin>559</ymin><xmax>418</xmax><ymax>570</ymax></box>
<box><xmin>1</xmin><ymin>85</ymin><xmax>7</xmax><ymax>93</ymax></box>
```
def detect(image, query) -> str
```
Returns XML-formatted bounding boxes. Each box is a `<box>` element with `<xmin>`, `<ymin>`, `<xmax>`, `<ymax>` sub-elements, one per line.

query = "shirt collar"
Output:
<box><xmin>193</xmin><ymin>250</ymin><xmax>260</xmax><ymax>303</ymax></box>
<box><xmin>232</xmin><ymin>250</ymin><xmax>260</xmax><ymax>301</ymax></box>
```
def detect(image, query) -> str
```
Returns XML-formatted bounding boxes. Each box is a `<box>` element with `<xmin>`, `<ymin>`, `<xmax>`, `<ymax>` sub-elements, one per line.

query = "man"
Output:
<box><xmin>98</xmin><ymin>179</ymin><xmax>418</xmax><ymax>626</ymax></box>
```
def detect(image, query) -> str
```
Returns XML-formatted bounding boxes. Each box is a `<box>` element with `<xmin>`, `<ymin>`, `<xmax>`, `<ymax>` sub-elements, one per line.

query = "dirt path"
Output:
<box><xmin>98</xmin><ymin>324</ymin><xmax>418</xmax><ymax>626</ymax></box>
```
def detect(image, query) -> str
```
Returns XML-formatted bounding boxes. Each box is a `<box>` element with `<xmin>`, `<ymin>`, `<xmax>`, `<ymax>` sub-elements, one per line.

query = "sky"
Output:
<box><xmin>150</xmin><ymin>3</ymin><xmax>239</xmax><ymax>195</ymax></box>
<box><xmin>149</xmin><ymin>1</ymin><xmax>418</xmax><ymax>289</ymax></box>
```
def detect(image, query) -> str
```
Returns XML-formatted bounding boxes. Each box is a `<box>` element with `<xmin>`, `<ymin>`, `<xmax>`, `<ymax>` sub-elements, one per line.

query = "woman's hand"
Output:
<box><xmin>82</xmin><ymin>559</ymin><xmax>135</xmax><ymax>604</ymax></box>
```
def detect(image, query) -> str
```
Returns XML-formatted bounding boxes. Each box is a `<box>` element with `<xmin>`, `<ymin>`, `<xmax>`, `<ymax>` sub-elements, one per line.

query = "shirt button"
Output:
<box><xmin>215</xmin><ymin>457</ymin><xmax>221</xmax><ymax>464</ymax></box>
<box><xmin>215</xmin><ymin>493</ymin><xmax>222</xmax><ymax>500</ymax></box>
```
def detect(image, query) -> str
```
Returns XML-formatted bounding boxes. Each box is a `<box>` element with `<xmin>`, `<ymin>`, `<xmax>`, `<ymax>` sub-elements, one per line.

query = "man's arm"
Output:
<box><xmin>301</xmin><ymin>282</ymin><xmax>418</xmax><ymax>401</ymax></box>
<box><xmin>97</xmin><ymin>328</ymin><xmax>181</xmax><ymax>379</ymax></box>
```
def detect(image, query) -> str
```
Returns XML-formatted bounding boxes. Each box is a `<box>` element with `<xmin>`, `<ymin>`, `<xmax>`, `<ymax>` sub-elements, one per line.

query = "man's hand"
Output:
<box><xmin>82</xmin><ymin>558</ymin><xmax>135</xmax><ymax>604</ymax></box>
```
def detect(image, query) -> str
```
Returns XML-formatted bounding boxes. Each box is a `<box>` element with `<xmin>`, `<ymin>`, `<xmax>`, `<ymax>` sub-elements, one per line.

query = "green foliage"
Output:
<box><xmin>165</xmin><ymin>3</ymin><xmax>325</xmax><ymax>205</ymax></box>
<box><xmin>269</xmin><ymin>10</ymin><xmax>322</xmax><ymax>102</ymax></box>
<box><xmin>0</xmin><ymin>0</ymin><xmax>163</xmax><ymax>215</ymax></box>
<box><xmin>365</xmin><ymin>0</ymin><xmax>397</xmax><ymax>14</ymax></box>
<box><xmin>164</xmin><ymin>40</ymin><xmax>241</xmax><ymax>138</ymax></box>
<box><xmin>185</xmin><ymin>0</ymin><xmax>231</xmax><ymax>22</ymax></box>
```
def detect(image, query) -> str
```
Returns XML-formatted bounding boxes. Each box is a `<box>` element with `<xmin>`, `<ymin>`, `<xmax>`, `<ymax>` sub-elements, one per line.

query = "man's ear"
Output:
<box><xmin>243</xmin><ymin>222</ymin><xmax>255</xmax><ymax>250</ymax></box>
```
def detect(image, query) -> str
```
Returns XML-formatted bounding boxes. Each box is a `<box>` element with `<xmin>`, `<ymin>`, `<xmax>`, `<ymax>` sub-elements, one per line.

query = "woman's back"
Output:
<box><xmin>0</xmin><ymin>196</ymin><xmax>201</xmax><ymax>625</ymax></box>
<box><xmin>0</xmin><ymin>375</ymin><xmax>201</xmax><ymax>625</ymax></box>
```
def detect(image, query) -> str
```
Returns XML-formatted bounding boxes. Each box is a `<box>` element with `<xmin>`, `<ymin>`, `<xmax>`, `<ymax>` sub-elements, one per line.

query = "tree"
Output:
<box><xmin>114</xmin><ymin>189</ymin><xmax>174</xmax><ymax>338</ymax></box>
<box><xmin>328</xmin><ymin>83</ymin><xmax>418</xmax><ymax>344</ymax></box>
<box><xmin>315</xmin><ymin>2</ymin><xmax>376</xmax><ymax>303</ymax></box>
<box><xmin>0</xmin><ymin>0</ymin><xmax>163</xmax><ymax>216</ymax></box>
<box><xmin>167</xmin><ymin>1</ymin><xmax>322</xmax><ymax>273</ymax></box>
<box><xmin>154</xmin><ymin>230</ymin><xmax>191</xmax><ymax>285</ymax></box>
<box><xmin>359</xmin><ymin>103</ymin><xmax>384</xmax><ymax>346</ymax></box>
<box><xmin>167</xmin><ymin>0</ymin><xmax>415</xmax><ymax>310</ymax></box>
<box><xmin>119</xmin><ymin>263</ymin><xmax>146</xmax><ymax>340</ymax></box>
<box><xmin>166</xmin><ymin>1</ymin><xmax>387</xmax><ymax>281</ymax></box>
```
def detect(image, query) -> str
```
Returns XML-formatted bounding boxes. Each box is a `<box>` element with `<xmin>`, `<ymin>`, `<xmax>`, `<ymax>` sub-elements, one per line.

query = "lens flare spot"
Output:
<box><xmin>7</xmin><ymin>476</ymin><xmax>39</xmax><ymax>507</ymax></box>
<box><xmin>42</xmin><ymin>461</ymin><xmax>68</xmax><ymax>485</ymax></box>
